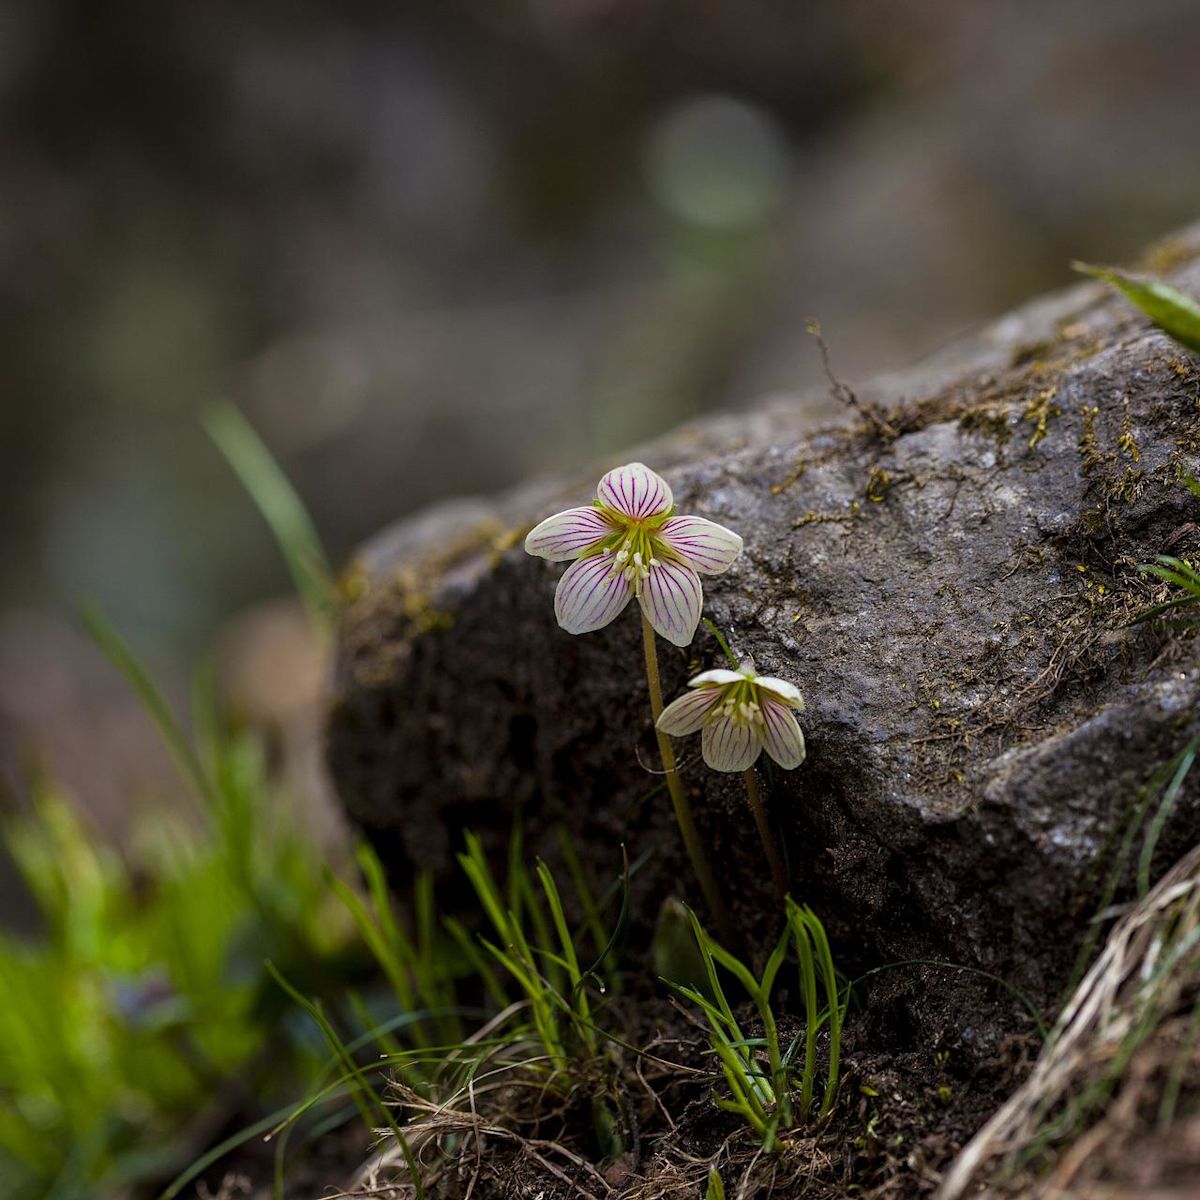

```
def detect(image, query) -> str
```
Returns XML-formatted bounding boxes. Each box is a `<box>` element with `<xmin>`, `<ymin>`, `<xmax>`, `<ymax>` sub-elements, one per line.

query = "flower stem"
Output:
<box><xmin>640</xmin><ymin>611</ymin><xmax>734</xmax><ymax>945</ymax></box>
<box><xmin>743</xmin><ymin>767</ymin><xmax>788</xmax><ymax>903</ymax></box>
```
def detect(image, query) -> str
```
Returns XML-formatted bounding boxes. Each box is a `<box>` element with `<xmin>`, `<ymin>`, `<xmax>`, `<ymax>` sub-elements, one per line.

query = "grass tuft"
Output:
<box><xmin>456</xmin><ymin>831</ymin><xmax>614</xmax><ymax>1077</ymax></box>
<box><xmin>663</xmin><ymin>901</ymin><xmax>846</xmax><ymax>1148</ymax></box>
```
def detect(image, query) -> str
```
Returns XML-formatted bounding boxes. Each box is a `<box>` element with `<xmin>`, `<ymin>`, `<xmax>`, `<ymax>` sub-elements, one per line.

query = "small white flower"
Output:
<box><xmin>656</xmin><ymin>662</ymin><xmax>806</xmax><ymax>772</ymax></box>
<box><xmin>524</xmin><ymin>462</ymin><xmax>743</xmax><ymax>647</ymax></box>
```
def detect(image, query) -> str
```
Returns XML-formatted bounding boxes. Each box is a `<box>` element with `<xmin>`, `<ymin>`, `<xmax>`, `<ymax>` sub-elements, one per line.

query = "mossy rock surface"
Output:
<box><xmin>327</xmin><ymin>221</ymin><xmax>1200</xmax><ymax>1014</ymax></box>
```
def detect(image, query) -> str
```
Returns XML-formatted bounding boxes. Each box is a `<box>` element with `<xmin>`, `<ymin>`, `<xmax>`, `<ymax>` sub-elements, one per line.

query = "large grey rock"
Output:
<box><xmin>327</xmin><ymin>222</ymin><xmax>1200</xmax><ymax>1001</ymax></box>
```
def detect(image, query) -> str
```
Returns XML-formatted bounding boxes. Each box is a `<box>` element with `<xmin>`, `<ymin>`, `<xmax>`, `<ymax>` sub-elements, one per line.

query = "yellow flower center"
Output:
<box><xmin>714</xmin><ymin>681</ymin><xmax>766</xmax><ymax>729</ymax></box>
<box><xmin>589</xmin><ymin>510</ymin><xmax>674</xmax><ymax>591</ymax></box>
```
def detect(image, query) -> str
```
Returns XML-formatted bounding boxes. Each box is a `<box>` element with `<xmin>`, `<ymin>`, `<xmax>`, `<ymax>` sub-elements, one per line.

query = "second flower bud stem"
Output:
<box><xmin>641</xmin><ymin>611</ymin><xmax>735</xmax><ymax>946</ymax></box>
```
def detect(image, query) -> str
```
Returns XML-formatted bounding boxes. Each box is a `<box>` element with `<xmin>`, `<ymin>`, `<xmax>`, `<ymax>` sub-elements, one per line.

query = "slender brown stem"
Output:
<box><xmin>743</xmin><ymin>767</ymin><xmax>788</xmax><ymax>903</ymax></box>
<box><xmin>641</xmin><ymin>611</ymin><xmax>735</xmax><ymax>946</ymax></box>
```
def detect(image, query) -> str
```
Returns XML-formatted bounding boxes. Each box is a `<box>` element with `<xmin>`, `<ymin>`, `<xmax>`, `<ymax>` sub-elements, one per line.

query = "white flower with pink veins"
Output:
<box><xmin>524</xmin><ymin>462</ymin><xmax>743</xmax><ymax>647</ymax></box>
<box><xmin>657</xmin><ymin>663</ymin><xmax>806</xmax><ymax>773</ymax></box>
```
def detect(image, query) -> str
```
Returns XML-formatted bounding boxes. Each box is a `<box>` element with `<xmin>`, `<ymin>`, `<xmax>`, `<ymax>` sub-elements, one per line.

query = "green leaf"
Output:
<box><xmin>1142</xmin><ymin>555</ymin><xmax>1200</xmax><ymax>591</ymax></box>
<box><xmin>652</xmin><ymin>897</ymin><xmax>711</xmax><ymax>997</ymax></box>
<box><xmin>1073</xmin><ymin>262</ymin><xmax>1200</xmax><ymax>355</ymax></box>
<box><xmin>706</xmin><ymin>1169</ymin><xmax>727</xmax><ymax>1200</ymax></box>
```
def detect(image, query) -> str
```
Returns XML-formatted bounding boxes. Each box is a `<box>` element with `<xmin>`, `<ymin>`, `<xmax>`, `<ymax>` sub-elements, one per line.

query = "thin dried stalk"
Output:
<box><xmin>939</xmin><ymin>843</ymin><xmax>1200</xmax><ymax>1200</ymax></box>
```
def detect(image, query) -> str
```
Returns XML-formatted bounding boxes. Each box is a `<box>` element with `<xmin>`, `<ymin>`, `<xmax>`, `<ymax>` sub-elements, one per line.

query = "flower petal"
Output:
<box><xmin>755</xmin><ymin>676</ymin><xmax>805</xmax><ymax>709</ymax></box>
<box><xmin>657</xmin><ymin>516</ymin><xmax>743</xmax><ymax>575</ymax></box>
<box><xmin>760</xmin><ymin>695</ymin><xmax>806</xmax><ymax>769</ymax></box>
<box><xmin>688</xmin><ymin>668</ymin><xmax>744</xmax><ymax>688</ymax></box>
<box><xmin>701</xmin><ymin>713</ymin><xmax>762</xmax><ymax>772</ymax></box>
<box><xmin>525</xmin><ymin>506</ymin><xmax>618</xmax><ymax>561</ymax></box>
<box><xmin>638</xmin><ymin>558</ymin><xmax>703</xmax><ymax>647</ymax></box>
<box><xmin>554</xmin><ymin>554</ymin><xmax>633</xmax><ymax>635</ymax></box>
<box><xmin>596</xmin><ymin>462</ymin><xmax>673</xmax><ymax>521</ymax></box>
<box><xmin>656</xmin><ymin>687</ymin><xmax>723</xmax><ymax>736</ymax></box>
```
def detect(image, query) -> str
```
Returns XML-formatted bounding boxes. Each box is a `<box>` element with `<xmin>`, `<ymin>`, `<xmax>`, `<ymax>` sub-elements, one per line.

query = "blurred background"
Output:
<box><xmin>3</xmin><ymin>0</ymin><xmax>1200</xmax><ymax>835</ymax></box>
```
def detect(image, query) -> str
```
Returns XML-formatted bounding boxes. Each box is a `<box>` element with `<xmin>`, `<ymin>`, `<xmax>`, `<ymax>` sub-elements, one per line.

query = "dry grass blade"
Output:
<box><xmin>938</xmin><ymin>843</ymin><xmax>1200</xmax><ymax>1200</ymax></box>
<box><xmin>342</xmin><ymin>1078</ymin><xmax>613</xmax><ymax>1200</ymax></box>
<box><xmin>617</xmin><ymin>1128</ymin><xmax>834</xmax><ymax>1200</ymax></box>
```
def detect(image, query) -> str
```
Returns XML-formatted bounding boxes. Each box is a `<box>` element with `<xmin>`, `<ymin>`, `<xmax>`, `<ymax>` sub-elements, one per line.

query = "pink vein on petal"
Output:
<box><xmin>657</xmin><ymin>516</ymin><xmax>743</xmax><ymax>575</ymax></box>
<box><xmin>525</xmin><ymin>506</ymin><xmax>618</xmax><ymax>560</ymax></box>
<box><xmin>656</xmin><ymin>686</ymin><xmax>723</xmax><ymax>735</ymax></box>
<box><xmin>597</xmin><ymin>463</ymin><xmax>673</xmax><ymax>521</ymax></box>
<box><xmin>554</xmin><ymin>554</ymin><xmax>633</xmax><ymax>634</ymax></box>
<box><xmin>640</xmin><ymin>558</ymin><xmax>702</xmax><ymax>646</ymax></box>
<box><xmin>702</xmin><ymin>712</ymin><xmax>760</xmax><ymax>772</ymax></box>
<box><xmin>760</xmin><ymin>694</ymin><xmax>805</xmax><ymax>769</ymax></box>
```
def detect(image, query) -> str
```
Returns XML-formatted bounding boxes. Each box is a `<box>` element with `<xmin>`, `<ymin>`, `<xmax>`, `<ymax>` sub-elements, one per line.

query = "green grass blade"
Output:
<box><xmin>357</xmin><ymin>842</ymin><xmax>409</xmax><ymax>957</ymax></box>
<box><xmin>348</xmin><ymin>990</ymin><xmax>403</xmax><ymax>1061</ymax></box>
<box><xmin>412</xmin><ymin>871</ymin><xmax>462</xmax><ymax>1043</ymax></box>
<box><xmin>1074</xmin><ymin>262</ymin><xmax>1200</xmax><ymax>355</ymax></box>
<box><xmin>796</xmin><ymin>905</ymin><xmax>844</xmax><ymax>1113</ymax></box>
<box><xmin>476</xmin><ymin>933</ymin><xmax>564</xmax><ymax>1066</ymax></box>
<box><xmin>1137</xmin><ymin>742</ymin><xmax>1196</xmax><ymax>897</ymax></box>
<box><xmin>266</xmin><ymin>962</ymin><xmax>424</xmax><ymax>1200</ymax></box>
<box><xmin>204</xmin><ymin>402</ymin><xmax>334</xmax><ymax>633</ymax></box>
<box><xmin>158</xmin><ymin>1101</ymin><xmax>308</xmax><ymax>1200</ymax></box>
<box><xmin>325</xmin><ymin>869</ymin><xmax>415</xmax><ymax>1010</ymax></box>
<box><xmin>459</xmin><ymin>834</ymin><xmax>510</xmax><ymax>946</ymax></box>
<box><xmin>684</xmin><ymin>908</ymin><xmax>742</xmax><ymax>1034</ymax></box>
<box><xmin>759</xmin><ymin>927</ymin><xmax>791</xmax><ymax>999</ymax></box>
<box><xmin>536</xmin><ymin>860</ymin><xmax>595</xmax><ymax>1052</ymax></box>
<box><xmin>80</xmin><ymin>603</ymin><xmax>213</xmax><ymax>806</ymax></box>
<box><xmin>788</xmin><ymin>901</ymin><xmax>819</xmax><ymax>1117</ymax></box>
<box><xmin>556</xmin><ymin>827</ymin><xmax>607</xmax><ymax>958</ymax></box>
<box><xmin>580</xmin><ymin>847</ymin><xmax>631</xmax><ymax>985</ymax></box>
<box><xmin>1139</xmin><ymin>557</ymin><xmax>1200</xmax><ymax>592</ymax></box>
<box><xmin>713</xmin><ymin>1054</ymin><xmax>769</xmax><ymax>1134</ymax></box>
<box><xmin>443</xmin><ymin>917</ymin><xmax>508</xmax><ymax>1008</ymax></box>
<box><xmin>662</xmin><ymin>981</ymin><xmax>739</xmax><ymax>1037</ymax></box>
<box><xmin>266</xmin><ymin>963</ymin><xmax>378</xmax><ymax>1133</ymax></box>
<box><xmin>1127</xmin><ymin>595</ymin><xmax>1200</xmax><ymax>626</ymax></box>
<box><xmin>513</xmin><ymin>870</ymin><xmax>558</xmax><ymax>991</ymax></box>
<box><xmin>677</xmin><ymin>910</ymin><xmax>782</xmax><ymax>1121</ymax></box>
<box><xmin>535</xmin><ymin>860</ymin><xmax>582</xmax><ymax>985</ymax></box>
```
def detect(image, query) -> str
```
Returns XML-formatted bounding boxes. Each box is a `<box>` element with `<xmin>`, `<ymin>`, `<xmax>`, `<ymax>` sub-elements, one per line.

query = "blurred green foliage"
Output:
<box><xmin>0</xmin><ymin>406</ymin><xmax>350</xmax><ymax>1198</ymax></box>
<box><xmin>0</xmin><ymin>736</ymin><xmax>353</xmax><ymax>1199</ymax></box>
<box><xmin>0</xmin><ymin>632</ymin><xmax>626</xmax><ymax>1199</ymax></box>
